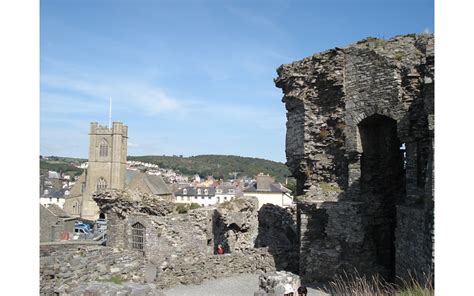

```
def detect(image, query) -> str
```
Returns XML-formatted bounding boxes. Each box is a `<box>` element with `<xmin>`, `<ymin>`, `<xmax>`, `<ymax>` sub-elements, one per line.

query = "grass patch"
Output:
<box><xmin>175</xmin><ymin>202</ymin><xmax>201</xmax><ymax>214</ymax></box>
<box><xmin>190</xmin><ymin>203</ymin><xmax>201</xmax><ymax>210</ymax></box>
<box><xmin>395</xmin><ymin>52</ymin><xmax>405</xmax><ymax>61</ymax></box>
<box><xmin>176</xmin><ymin>203</ymin><xmax>189</xmax><ymax>214</ymax></box>
<box><xmin>319</xmin><ymin>182</ymin><xmax>341</xmax><ymax>193</ymax></box>
<box><xmin>327</xmin><ymin>271</ymin><xmax>433</xmax><ymax>296</ymax></box>
<box><xmin>99</xmin><ymin>275</ymin><xmax>124</xmax><ymax>285</ymax></box>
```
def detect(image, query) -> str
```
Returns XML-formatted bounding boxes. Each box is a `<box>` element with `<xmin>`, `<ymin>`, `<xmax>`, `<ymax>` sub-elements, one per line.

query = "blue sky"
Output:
<box><xmin>40</xmin><ymin>0</ymin><xmax>434</xmax><ymax>162</ymax></box>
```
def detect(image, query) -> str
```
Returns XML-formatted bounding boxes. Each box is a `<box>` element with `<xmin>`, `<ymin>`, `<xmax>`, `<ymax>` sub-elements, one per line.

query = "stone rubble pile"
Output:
<box><xmin>93</xmin><ymin>189</ymin><xmax>175</xmax><ymax>218</ymax></box>
<box><xmin>254</xmin><ymin>271</ymin><xmax>301</xmax><ymax>296</ymax></box>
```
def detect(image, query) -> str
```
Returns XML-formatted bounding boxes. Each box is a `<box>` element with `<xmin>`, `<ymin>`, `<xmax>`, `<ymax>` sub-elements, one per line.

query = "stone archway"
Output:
<box><xmin>358</xmin><ymin>114</ymin><xmax>406</xmax><ymax>280</ymax></box>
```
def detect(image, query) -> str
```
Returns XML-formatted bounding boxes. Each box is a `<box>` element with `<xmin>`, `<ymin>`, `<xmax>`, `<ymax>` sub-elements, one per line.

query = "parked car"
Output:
<box><xmin>75</xmin><ymin>222</ymin><xmax>92</xmax><ymax>231</ymax></box>
<box><xmin>72</xmin><ymin>225</ymin><xmax>92</xmax><ymax>240</ymax></box>
<box><xmin>74</xmin><ymin>224</ymin><xmax>90</xmax><ymax>233</ymax></box>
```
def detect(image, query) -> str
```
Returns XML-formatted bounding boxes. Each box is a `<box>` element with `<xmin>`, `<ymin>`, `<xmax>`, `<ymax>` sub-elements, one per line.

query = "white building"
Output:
<box><xmin>174</xmin><ymin>183</ymin><xmax>240</xmax><ymax>207</ymax></box>
<box><xmin>40</xmin><ymin>195</ymin><xmax>66</xmax><ymax>208</ymax></box>
<box><xmin>214</xmin><ymin>182</ymin><xmax>238</xmax><ymax>204</ymax></box>
<box><xmin>242</xmin><ymin>174</ymin><xmax>293</xmax><ymax>209</ymax></box>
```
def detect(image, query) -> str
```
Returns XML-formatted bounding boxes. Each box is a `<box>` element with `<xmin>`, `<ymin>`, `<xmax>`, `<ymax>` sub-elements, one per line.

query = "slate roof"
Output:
<box><xmin>175</xmin><ymin>186</ymin><xmax>216</xmax><ymax>196</ymax></box>
<box><xmin>215</xmin><ymin>183</ymin><xmax>237</xmax><ymax>194</ymax></box>
<box><xmin>67</xmin><ymin>172</ymin><xmax>86</xmax><ymax>197</ymax></box>
<box><xmin>44</xmin><ymin>203</ymin><xmax>70</xmax><ymax>218</ymax></box>
<box><xmin>127</xmin><ymin>171</ymin><xmax>172</xmax><ymax>196</ymax></box>
<box><xmin>243</xmin><ymin>181</ymin><xmax>290</xmax><ymax>193</ymax></box>
<box><xmin>41</xmin><ymin>188</ymin><xmax>68</xmax><ymax>199</ymax></box>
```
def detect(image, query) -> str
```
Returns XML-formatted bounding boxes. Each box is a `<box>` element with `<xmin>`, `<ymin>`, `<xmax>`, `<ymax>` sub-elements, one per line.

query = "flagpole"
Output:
<box><xmin>108</xmin><ymin>97</ymin><xmax>112</xmax><ymax>128</ymax></box>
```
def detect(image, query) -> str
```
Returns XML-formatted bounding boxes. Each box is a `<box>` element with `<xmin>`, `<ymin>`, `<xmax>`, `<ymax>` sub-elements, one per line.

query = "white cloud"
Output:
<box><xmin>41</xmin><ymin>61</ymin><xmax>184</xmax><ymax>117</ymax></box>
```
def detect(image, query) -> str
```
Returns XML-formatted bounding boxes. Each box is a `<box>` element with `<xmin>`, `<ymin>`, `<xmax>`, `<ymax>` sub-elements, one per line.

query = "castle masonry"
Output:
<box><xmin>275</xmin><ymin>34</ymin><xmax>434</xmax><ymax>283</ymax></box>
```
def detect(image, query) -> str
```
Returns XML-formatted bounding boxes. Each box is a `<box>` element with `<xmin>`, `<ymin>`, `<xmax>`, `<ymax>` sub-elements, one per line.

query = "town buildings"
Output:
<box><xmin>242</xmin><ymin>173</ymin><xmax>293</xmax><ymax>209</ymax></box>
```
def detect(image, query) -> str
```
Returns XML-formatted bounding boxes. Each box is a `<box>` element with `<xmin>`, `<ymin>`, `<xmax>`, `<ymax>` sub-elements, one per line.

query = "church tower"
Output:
<box><xmin>80</xmin><ymin>121</ymin><xmax>128</xmax><ymax>220</ymax></box>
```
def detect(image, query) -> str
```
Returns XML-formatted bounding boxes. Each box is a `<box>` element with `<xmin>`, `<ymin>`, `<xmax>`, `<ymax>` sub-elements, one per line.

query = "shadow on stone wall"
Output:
<box><xmin>255</xmin><ymin>204</ymin><xmax>299</xmax><ymax>274</ymax></box>
<box><xmin>212</xmin><ymin>210</ymin><xmax>230</xmax><ymax>254</ymax></box>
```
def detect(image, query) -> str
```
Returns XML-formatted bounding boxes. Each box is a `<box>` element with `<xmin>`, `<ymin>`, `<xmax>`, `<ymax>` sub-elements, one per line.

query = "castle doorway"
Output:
<box><xmin>358</xmin><ymin>114</ymin><xmax>405</xmax><ymax>280</ymax></box>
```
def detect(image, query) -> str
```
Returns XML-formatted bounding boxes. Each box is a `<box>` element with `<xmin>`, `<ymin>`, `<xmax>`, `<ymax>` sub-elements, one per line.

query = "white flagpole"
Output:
<box><xmin>108</xmin><ymin>97</ymin><xmax>112</xmax><ymax>128</ymax></box>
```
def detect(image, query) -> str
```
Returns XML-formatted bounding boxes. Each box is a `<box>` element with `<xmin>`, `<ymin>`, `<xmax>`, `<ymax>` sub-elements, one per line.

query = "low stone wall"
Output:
<box><xmin>40</xmin><ymin>244</ymin><xmax>145</xmax><ymax>295</ymax></box>
<box><xmin>154</xmin><ymin>248</ymin><xmax>277</xmax><ymax>288</ymax></box>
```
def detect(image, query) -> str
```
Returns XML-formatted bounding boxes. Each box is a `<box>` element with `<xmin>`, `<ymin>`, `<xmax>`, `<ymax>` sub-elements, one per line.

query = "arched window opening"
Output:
<box><xmin>358</xmin><ymin>114</ymin><xmax>406</xmax><ymax>281</ymax></box>
<box><xmin>99</xmin><ymin>212</ymin><xmax>106</xmax><ymax>220</ymax></box>
<box><xmin>131</xmin><ymin>222</ymin><xmax>145</xmax><ymax>254</ymax></box>
<box><xmin>183</xmin><ymin>188</ymin><xmax>187</xmax><ymax>195</ymax></box>
<box><xmin>99</xmin><ymin>139</ymin><xmax>108</xmax><ymax>157</ymax></box>
<box><xmin>96</xmin><ymin>177</ymin><xmax>107</xmax><ymax>192</ymax></box>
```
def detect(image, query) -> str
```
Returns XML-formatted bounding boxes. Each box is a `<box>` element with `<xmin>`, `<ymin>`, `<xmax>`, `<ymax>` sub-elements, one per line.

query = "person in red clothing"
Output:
<box><xmin>217</xmin><ymin>243</ymin><xmax>224</xmax><ymax>255</ymax></box>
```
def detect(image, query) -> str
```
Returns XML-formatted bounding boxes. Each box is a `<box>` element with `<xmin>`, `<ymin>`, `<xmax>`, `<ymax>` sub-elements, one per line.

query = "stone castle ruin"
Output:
<box><xmin>40</xmin><ymin>34</ymin><xmax>434</xmax><ymax>294</ymax></box>
<box><xmin>274</xmin><ymin>33</ymin><xmax>434</xmax><ymax>283</ymax></box>
<box><xmin>92</xmin><ymin>190</ymin><xmax>298</xmax><ymax>289</ymax></box>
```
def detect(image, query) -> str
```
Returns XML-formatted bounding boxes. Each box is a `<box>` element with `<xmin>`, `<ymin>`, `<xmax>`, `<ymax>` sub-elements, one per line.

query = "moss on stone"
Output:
<box><xmin>319</xmin><ymin>182</ymin><xmax>341</xmax><ymax>193</ymax></box>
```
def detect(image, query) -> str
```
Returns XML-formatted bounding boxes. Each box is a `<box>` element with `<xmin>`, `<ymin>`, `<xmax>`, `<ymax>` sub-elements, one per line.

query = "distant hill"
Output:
<box><xmin>40</xmin><ymin>156</ymin><xmax>86</xmax><ymax>177</ymax></box>
<box><xmin>128</xmin><ymin>155</ymin><xmax>291</xmax><ymax>183</ymax></box>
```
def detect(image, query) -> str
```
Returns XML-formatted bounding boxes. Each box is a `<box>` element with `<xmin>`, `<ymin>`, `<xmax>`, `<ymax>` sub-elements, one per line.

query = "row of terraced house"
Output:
<box><xmin>174</xmin><ymin>173</ymin><xmax>293</xmax><ymax>209</ymax></box>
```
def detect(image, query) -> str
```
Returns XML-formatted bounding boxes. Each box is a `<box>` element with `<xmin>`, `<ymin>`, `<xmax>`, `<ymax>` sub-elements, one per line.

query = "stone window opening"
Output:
<box><xmin>96</xmin><ymin>177</ymin><xmax>107</xmax><ymax>192</ymax></box>
<box><xmin>183</xmin><ymin>188</ymin><xmax>187</xmax><ymax>195</ymax></box>
<box><xmin>131</xmin><ymin>222</ymin><xmax>145</xmax><ymax>255</ymax></box>
<box><xmin>99</xmin><ymin>139</ymin><xmax>108</xmax><ymax>157</ymax></box>
<box><xmin>358</xmin><ymin>114</ymin><xmax>406</xmax><ymax>280</ymax></box>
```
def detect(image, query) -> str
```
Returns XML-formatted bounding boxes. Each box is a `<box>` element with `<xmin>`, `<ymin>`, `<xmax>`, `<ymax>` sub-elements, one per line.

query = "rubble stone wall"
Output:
<box><xmin>39</xmin><ymin>244</ymin><xmax>145</xmax><ymax>295</ymax></box>
<box><xmin>275</xmin><ymin>34</ymin><xmax>434</xmax><ymax>283</ymax></box>
<box><xmin>94</xmin><ymin>193</ymin><xmax>290</xmax><ymax>288</ymax></box>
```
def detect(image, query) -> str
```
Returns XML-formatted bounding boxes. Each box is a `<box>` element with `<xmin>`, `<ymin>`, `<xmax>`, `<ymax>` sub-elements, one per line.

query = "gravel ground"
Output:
<box><xmin>161</xmin><ymin>273</ymin><xmax>330</xmax><ymax>296</ymax></box>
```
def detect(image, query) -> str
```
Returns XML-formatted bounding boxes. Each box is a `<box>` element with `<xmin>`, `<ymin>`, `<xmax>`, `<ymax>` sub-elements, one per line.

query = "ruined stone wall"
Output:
<box><xmin>275</xmin><ymin>34</ymin><xmax>434</xmax><ymax>283</ymax></box>
<box><xmin>95</xmin><ymin>192</ymin><xmax>285</xmax><ymax>288</ymax></box>
<box><xmin>255</xmin><ymin>204</ymin><xmax>299</xmax><ymax>274</ymax></box>
<box><xmin>40</xmin><ymin>244</ymin><xmax>145</xmax><ymax>295</ymax></box>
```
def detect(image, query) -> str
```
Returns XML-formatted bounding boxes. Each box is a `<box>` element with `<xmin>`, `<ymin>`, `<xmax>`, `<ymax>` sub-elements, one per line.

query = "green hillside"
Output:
<box><xmin>128</xmin><ymin>154</ymin><xmax>291</xmax><ymax>183</ymax></box>
<box><xmin>40</xmin><ymin>156</ymin><xmax>85</xmax><ymax>177</ymax></box>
